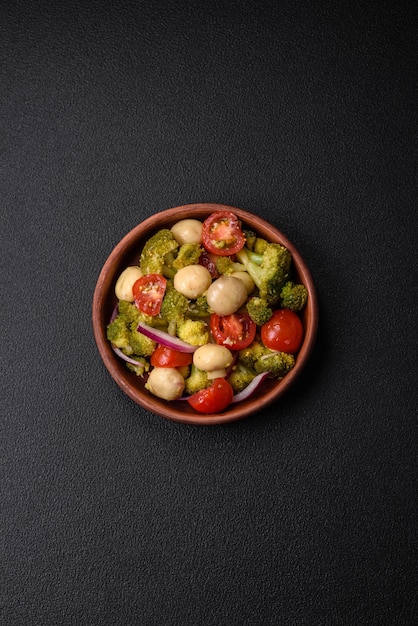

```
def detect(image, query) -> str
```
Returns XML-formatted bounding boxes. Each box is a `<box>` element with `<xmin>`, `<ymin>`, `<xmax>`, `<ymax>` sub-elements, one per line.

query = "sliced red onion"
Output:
<box><xmin>112</xmin><ymin>346</ymin><xmax>146</xmax><ymax>370</ymax></box>
<box><xmin>110</xmin><ymin>303</ymin><xmax>119</xmax><ymax>322</ymax></box>
<box><xmin>231</xmin><ymin>371</ymin><xmax>270</xmax><ymax>403</ymax></box>
<box><xmin>136</xmin><ymin>321</ymin><xmax>198</xmax><ymax>353</ymax></box>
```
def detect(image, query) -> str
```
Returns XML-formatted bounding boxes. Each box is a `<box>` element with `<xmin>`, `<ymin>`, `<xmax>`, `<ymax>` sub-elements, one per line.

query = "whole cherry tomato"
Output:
<box><xmin>187</xmin><ymin>378</ymin><xmax>234</xmax><ymax>414</ymax></box>
<box><xmin>150</xmin><ymin>345</ymin><xmax>193</xmax><ymax>368</ymax></box>
<box><xmin>261</xmin><ymin>308</ymin><xmax>304</xmax><ymax>354</ymax></box>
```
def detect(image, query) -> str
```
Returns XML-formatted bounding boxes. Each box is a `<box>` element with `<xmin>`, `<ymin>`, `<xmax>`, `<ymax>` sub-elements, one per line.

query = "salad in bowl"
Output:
<box><xmin>92</xmin><ymin>204</ymin><xmax>318</xmax><ymax>425</ymax></box>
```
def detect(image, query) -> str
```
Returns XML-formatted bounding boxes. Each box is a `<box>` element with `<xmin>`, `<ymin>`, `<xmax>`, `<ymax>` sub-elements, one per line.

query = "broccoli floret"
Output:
<box><xmin>227</xmin><ymin>362</ymin><xmax>257</xmax><ymax>393</ymax></box>
<box><xmin>253</xmin><ymin>237</ymin><xmax>269</xmax><ymax>255</ymax></box>
<box><xmin>185</xmin><ymin>295</ymin><xmax>212</xmax><ymax>319</ymax></box>
<box><xmin>126</xmin><ymin>357</ymin><xmax>150</xmax><ymax>377</ymax></box>
<box><xmin>246</xmin><ymin>296</ymin><xmax>273</xmax><ymax>326</ymax></box>
<box><xmin>173</xmin><ymin>243</ymin><xmax>203</xmax><ymax>269</ymax></box>
<box><xmin>117</xmin><ymin>298</ymin><xmax>164</xmax><ymax>330</ymax></box>
<box><xmin>238</xmin><ymin>341</ymin><xmax>267</xmax><ymax>369</ymax></box>
<box><xmin>238</xmin><ymin>341</ymin><xmax>295</xmax><ymax>379</ymax></box>
<box><xmin>107</xmin><ymin>302</ymin><xmax>157</xmax><ymax>357</ymax></box>
<box><xmin>195</xmin><ymin>294</ymin><xmax>211</xmax><ymax>315</ymax></box>
<box><xmin>215</xmin><ymin>256</ymin><xmax>246</xmax><ymax>276</ymax></box>
<box><xmin>129</xmin><ymin>329</ymin><xmax>156</xmax><ymax>357</ymax></box>
<box><xmin>117</xmin><ymin>299</ymin><xmax>141</xmax><ymax>328</ymax></box>
<box><xmin>254</xmin><ymin>350</ymin><xmax>295</xmax><ymax>379</ymax></box>
<box><xmin>139</xmin><ymin>229</ymin><xmax>179</xmax><ymax>278</ymax></box>
<box><xmin>176</xmin><ymin>319</ymin><xmax>209</xmax><ymax>346</ymax></box>
<box><xmin>243</xmin><ymin>229</ymin><xmax>257</xmax><ymax>251</ymax></box>
<box><xmin>159</xmin><ymin>282</ymin><xmax>190</xmax><ymax>334</ymax></box>
<box><xmin>236</xmin><ymin>243</ymin><xmax>291</xmax><ymax>306</ymax></box>
<box><xmin>187</xmin><ymin>294</ymin><xmax>211</xmax><ymax>318</ymax></box>
<box><xmin>280</xmin><ymin>281</ymin><xmax>308</xmax><ymax>312</ymax></box>
<box><xmin>106</xmin><ymin>316</ymin><xmax>132</xmax><ymax>353</ymax></box>
<box><xmin>184</xmin><ymin>364</ymin><xmax>210</xmax><ymax>395</ymax></box>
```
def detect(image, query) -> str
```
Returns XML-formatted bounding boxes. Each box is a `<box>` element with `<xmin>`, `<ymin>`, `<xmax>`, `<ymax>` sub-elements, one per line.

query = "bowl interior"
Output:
<box><xmin>92</xmin><ymin>203</ymin><xmax>318</xmax><ymax>425</ymax></box>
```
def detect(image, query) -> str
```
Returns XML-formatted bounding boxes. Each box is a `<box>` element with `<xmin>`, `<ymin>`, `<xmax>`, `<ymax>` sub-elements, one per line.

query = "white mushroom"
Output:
<box><xmin>173</xmin><ymin>264</ymin><xmax>212</xmax><ymax>299</ymax></box>
<box><xmin>170</xmin><ymin>219</ymin><xmax>203</xmax><ymax>244</ymax></box>
<box><xmin>115</xmin><ymin>266</ymin><xmax>143</xmax><ymax>301</ymax></box>
<box><xmin>146</xmin><ymin>367</ymin><xmax>185</xmax><ymax>400</ymax></box>
<box><xmin>231</xmin><ymin>271</ymin><xmax>255</xmax><ymax>295</ymax></box>
<box><xmin>206</xmin><ymin>275</ymin><xmax>248</xmax><ymax>315</ymax></box>
<box><xmin>193</xmin><ymin>344</ymin><xmax>234</xmax><ymax>379</ymax></box>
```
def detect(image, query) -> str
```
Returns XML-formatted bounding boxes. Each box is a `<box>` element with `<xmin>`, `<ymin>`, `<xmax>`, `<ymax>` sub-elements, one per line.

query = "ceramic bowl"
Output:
<box><xmin>92</xmin><ymin>203</ymin><xmax>318</xmax><ymax>425</ymax></box>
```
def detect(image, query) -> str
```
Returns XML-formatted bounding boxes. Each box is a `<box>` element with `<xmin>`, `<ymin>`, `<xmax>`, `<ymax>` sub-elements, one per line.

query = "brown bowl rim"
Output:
<box><xmin>92</xmin><ymin>203</ymin><xmax>318</xmax><ymax>425</ymax></box>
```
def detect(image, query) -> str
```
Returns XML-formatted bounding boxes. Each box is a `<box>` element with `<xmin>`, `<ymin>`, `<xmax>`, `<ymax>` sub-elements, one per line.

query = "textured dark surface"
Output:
<box><xmin>1</xmin><ymin>1</ymin><xmax>417</xmax><ymax>625</ymax></box>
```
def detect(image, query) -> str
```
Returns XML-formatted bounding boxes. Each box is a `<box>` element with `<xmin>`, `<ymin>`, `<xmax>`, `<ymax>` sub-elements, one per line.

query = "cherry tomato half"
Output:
<box><xmin>261</xmin><ymin>308</ymin><xmax>304</xmax><ymax>354</ymax></box>
<box><xmin>202</xmin><ymin>211</ymin><xmax>245</xmax><ymax>256</ymax></box>
<box><xmin>132</xmin><ymin>274</ymin><xmax>167</xmax><ymax>316</ymax></box>
<box><xmin>210</xmin><ymin>312</ymin><xmax>256</xmax><ymax>350</ymax></box>
<box><xmin>187</xmin><ymin>378</ymin><xmax>234</xmax><ymax>414</ymax></box>
<box><xmin>150</xmin><ymin>345</ymin><xmax>193</xmax><ymax>368</ymax></box>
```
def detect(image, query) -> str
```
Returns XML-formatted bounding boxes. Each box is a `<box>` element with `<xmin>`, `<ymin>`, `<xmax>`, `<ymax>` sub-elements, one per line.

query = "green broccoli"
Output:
<box><xmin>237</xmin><ymin>341</ymin><xmax>295</xmax><ymax>379</ymax></box>
<box><xmin>126</xmin><ymin>357</ymin><xmax>150</xmax><ymax>377</ymax></box>
<box><xmin>253</xmin><ymin>237</ymin><xmax>269</xmax><ymax>255</ymax></box>
<box><xmin>106</xmin><ymin>316</ymin><xmax>133</xmax><ymax>353</ymax></box>
<box><xmin>139</xmin><ymin>229</ymin><xmax>179</xmax><ymax>278</ymax></box>
<box><xmin>117</xmin><ymin>298</ymin><xmax>166</xmax><ymax>331</ymax></box>
<box><xmin>215</xmin><ymin>256</ymin><xmax>246</xmax><ymax>276</ymax></box>
<box><xmin>107</xmin><ymin>301</ymin><xmax>157</xmax><ymax>357</ymax></box>
<box><xmin>187</xmin><ymin>294</ymin><xmax>211</xmax><ymax>318</ymax></box>
<box><xmin>254</xmin><ymin>350</ymin><xmax>295</xmax><ymax>379</ymax></box>
<box><xmin>246</xmin><ymin>296</ymin><xmax>273</xmax><ymax>326</ymax></box>
<box><xmin>117</xmin><ymin>299</ymin><xmax>141</xmax><ymax>327</ymax></box>
<box><xmin>235</xmin><ymin>243</ymin><xmax>291</xmax><ymax>306</ymax></box>
<box><xmin>184</xmin><ymin>364</ymin><xmax>210</xmax><ymax>395</ymax></box>
<box><xmin>173</xmin><ymin>243</ymin><xmax>203</xmax><ymax>269</ymax></box>
<box><xmin>128</xmin><ymin>330</ymin><xmax>156</xmax><ymax>357</ymax></box>
<box><xmin>243</xmin><ymin>229</ymin><xmax>257</xmax><ymax>251</ymax></box>
<box><xmin>238</xmin><ymin>341</ymin><xmax>267</xmax><ymax>369</ymax></box>
<box><xmin>177</xmin><ymin>319</ymin><xmax>209</xmax><ymax>346</ymax></box>
<box><xmin>159</xmin><ymin>282</ymin><xmax>190</xmax><ymax>334</ymax></box>
<box><xmin>227</xmin><ymin>362</ymin><xmax>257</xmax><ymax>393</ymax></box>
<box><xmin>279</xmin><ymin>281</ymin><xmax>308</xmax><ymax>312</ymax></box>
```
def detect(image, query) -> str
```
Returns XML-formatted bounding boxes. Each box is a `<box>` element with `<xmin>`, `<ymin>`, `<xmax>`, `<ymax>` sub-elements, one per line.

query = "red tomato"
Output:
<box><xmin>202</xmin><ymin>211</ymin><xmax>245</xmax><ymax>256</ymax></box>
<box><xmin>210</xmin><ymin>312</ymin><xmax>256</xmax><ymax>350</ymax></box>
<box><xmin>187</xmin><ymin>378</ymin><xmax>234</xmax><ymax>414</ymax></box>
<box><xmin>261</xmin><ymin>308</ymin><xmax>304</xmax><ymax>354</ymax></box>
<box><xmin>132</xmin><ymin>274</ymin><xmax>167</xmax><ymax>316</ymax></box>
<box><xmin>150</xmin><ymin>345</ymin><xmax>193</xmax><ymax>368</ymax></box>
